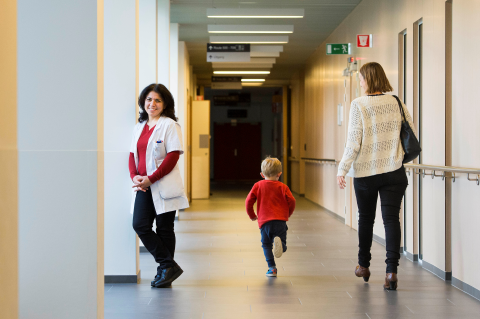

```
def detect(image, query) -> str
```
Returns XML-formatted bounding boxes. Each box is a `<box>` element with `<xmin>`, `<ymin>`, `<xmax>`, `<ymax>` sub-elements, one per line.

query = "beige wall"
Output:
<box><xmin>451</xmin><ymin>0</ymin><xmax>480</xmax><ymax>294</ymax></box>
<box><xmin>292</xmin><ymin>0</ymin><xmax>449</xmax><ymax>275</ymax></box>
<box><xmin>0</xmin><ymin>1</ymin><xmax>18</xmax><ymax>317</ymax></box>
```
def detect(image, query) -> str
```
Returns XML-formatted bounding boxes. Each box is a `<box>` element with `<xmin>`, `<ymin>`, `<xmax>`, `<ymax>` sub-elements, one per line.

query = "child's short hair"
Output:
<box><xmin>261</xmin><ymin>156</ymin><xmax>282</xmax><ymax>177</ymax></box>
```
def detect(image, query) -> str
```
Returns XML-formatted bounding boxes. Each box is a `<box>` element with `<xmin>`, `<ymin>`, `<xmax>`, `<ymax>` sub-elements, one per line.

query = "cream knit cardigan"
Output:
<box><xmin>337</xmin><ymin>95</ymin><xmax>417</xmax><ymax>178</ymax></box>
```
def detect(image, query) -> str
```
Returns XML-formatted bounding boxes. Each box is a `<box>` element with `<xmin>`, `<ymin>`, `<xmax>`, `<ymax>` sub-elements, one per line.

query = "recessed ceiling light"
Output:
<box><xmin>242</xmin><ymin>79</ymin><xmax>266</xmax><ymax>82</ymax></box>
<box><xmin>208</xmin><ymin>25</ymin><xmax>294</xmax><ymax>34</ymax></box>
<box><xmin>210</xmin><ymin>36</ymin><xmax>288</xmax><ymax>44</ymax></box>
<box><xmin>213</xmin><ymin>71</ymin><xmax>270</xmax><ymax>74</ymax></box>
<box><xmin>207</xmin><ymin>8</ymin><xmax>304</xmax><ymax>18</ymax></box>
<box><xmin>242</xmin><ymin>83</ymin><xmax>264</xmax><ymax>86</ymax></box>
<box><xmin>215</xmin><ymin>57</ymin><xmax>275</xmax><ymax>64</ymax></box>
<box><xmin>213</xmin><ymin>63</ymin><xmax>273</xmax><ymax>69</ymax></box>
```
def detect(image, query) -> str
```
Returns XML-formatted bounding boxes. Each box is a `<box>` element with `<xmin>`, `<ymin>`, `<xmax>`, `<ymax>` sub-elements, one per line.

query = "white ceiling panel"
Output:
<box><xmin>250</xmin><ymin>51</ymin><xmax>280</xmax><ymax>58</ymax></box>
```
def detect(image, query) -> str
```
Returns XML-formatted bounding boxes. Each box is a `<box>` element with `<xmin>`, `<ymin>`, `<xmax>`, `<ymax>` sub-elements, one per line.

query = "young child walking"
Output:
<box><xmin>245</xmin><ymin>157</ymin><xmax>296</xmax><ymax>277</ymax></box>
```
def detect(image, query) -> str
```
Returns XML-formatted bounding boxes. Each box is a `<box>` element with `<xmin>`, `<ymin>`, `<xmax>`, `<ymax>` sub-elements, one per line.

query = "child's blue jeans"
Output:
<box><xmin>260</xmin><ymin>220</ymin><xmax>288</xmax><ymax>268</ymax></box>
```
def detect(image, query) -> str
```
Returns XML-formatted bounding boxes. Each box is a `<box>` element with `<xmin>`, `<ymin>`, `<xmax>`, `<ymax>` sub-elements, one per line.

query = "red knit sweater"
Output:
<box><xmin>129</xmin><ymin>123</ymin><xmax>179</xmax><ymax>184</ymax></box>
<box><xmin>245</xmin><ymin>180</ymin><xmax>296</xmax><ymax>228</ymax></box>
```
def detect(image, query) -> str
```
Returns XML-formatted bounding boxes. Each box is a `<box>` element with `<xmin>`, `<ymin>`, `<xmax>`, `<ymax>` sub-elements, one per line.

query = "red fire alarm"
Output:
<box><xmin>357</xmin><ymin>34</ymin><xmax>373</xmax><ymax>48</ymax></box>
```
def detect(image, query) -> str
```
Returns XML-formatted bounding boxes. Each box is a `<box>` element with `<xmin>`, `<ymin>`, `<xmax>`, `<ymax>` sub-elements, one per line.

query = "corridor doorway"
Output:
<box><xmin>205</xmin><ymin>86</ymin><xmax>284</xmax><ymax>189</ymax></box>
<box><xmin>213</xmin><ymin>122</ymin><xmax>262</xmax><ymax>181</ymax></box>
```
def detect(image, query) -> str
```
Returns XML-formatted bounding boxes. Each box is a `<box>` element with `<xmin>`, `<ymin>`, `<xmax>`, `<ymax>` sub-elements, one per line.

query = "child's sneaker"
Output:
<box><xmin>266</xmin><ymin>267</ymin><xmax>277</xmax><ymax>277</ymax></box>
<box><xmin>273</xmin><ymin>236</ymin><xmax>283</xmax><ymax>258</ymax></box>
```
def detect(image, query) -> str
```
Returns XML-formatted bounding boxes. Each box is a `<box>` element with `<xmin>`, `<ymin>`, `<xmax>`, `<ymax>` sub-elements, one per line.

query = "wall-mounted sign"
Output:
<box><xmin>213</xmin><ymin>93</ymin><xmax>251</xmax><ymax>106</ymax></box>
<box><xmin>207</xmin><ymin>43</ymin><xmax>250</xmax><ymax>62</ymax></box>
<box><xmin>211</xmin><ymin>76</ymin><xmax>242</xmax><ymax>90</ymax></box>
<box><xmin>357</xmin><ymin>34</ymin><xmax>373</xmax><ymax>48</ymax></box>
<box><xmin>326</xmin><ymin>43</ymin><xmax>351</xmax><ymax>55</ymax></box>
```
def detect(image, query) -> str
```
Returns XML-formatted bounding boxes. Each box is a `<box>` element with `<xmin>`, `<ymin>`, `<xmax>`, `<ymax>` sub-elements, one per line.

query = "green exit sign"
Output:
<box><xmin>326</xmin><ymin>43</ymin><xmax>351</xmax><ymax>55</ymax></box>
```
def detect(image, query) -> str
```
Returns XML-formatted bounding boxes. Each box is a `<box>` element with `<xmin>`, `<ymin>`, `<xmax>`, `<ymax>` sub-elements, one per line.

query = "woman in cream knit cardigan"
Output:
<box><xmin>337</xmin><ymin>62</ymin><xmax>416</xmax><ymax>291</ymax></box>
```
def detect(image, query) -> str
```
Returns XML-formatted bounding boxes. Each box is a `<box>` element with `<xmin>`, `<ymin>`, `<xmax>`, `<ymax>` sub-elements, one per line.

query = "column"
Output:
<box><xmin>103</xmin><ymin>0</ymin><xmax>138</xmax><ymax>283</ymax></box>
<box><xmin>177</xmin><ymin>41</ymin><xmax>190</xmax><ymax>185</ymax></box>
<box><xmin>157</xmin><ymin>0</ymin><xmax>170</xmax><ymax>87</ymax></box>
<box><xmin>0</xmin><ymin>1</ymin><xmax>18</xmax><ymax>317</ymax></box>
<box><xmin>139</xmin><ymin>0</ymin><xmax>156</xmax><ymax>92</ymax></box>
<box><xmin>15</xmin><ymin>0</ymin><xmax>103</xmax><ymax>317</ymax></box>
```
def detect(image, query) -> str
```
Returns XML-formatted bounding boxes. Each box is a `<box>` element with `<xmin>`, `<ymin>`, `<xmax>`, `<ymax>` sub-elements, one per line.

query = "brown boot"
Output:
<box><xmin>355</xmin><ymin>265</ymin><xmax>371</xmax><ymax>282</ymax></box>
<box><xmin>383</xmin><ymin>273</ymin><xmax>398</xmax><ymax>290</ymax></box>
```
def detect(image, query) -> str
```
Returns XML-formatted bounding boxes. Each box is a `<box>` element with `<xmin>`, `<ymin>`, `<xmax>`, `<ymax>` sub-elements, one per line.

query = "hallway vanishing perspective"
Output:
<box><xmin>105</xmin><ymin>187</ymin><xmax>480</xmax><ymax>318</ymax></box>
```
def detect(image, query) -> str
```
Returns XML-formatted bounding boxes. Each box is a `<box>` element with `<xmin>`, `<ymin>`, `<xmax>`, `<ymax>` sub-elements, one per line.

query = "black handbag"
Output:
<box><xmin>393</xmin><ymin>95</ymin><xmax>421</xmax><ymax>163</ymax></box>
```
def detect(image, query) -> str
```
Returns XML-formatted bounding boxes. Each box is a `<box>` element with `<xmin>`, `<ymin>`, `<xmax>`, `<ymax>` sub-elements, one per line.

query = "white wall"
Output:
<box><xmin>451</xmin><ymin>0</ymin><xmax>480</xmax><ymax>295</ymax></box>
<box><xmin>17</xmin><ymin>0</ymin><xmax>101</xmax><ymax>317</ymax></box>
<box><xmin>103</xmin><ymin>0</ymin><xmax>137</xmax><ymax>277</ymax></box>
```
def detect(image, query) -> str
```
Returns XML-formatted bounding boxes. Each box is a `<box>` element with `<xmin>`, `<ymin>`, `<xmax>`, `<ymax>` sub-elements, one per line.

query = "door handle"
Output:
<box><xmin>234</xmin><ymin>149</ymin><xmax>237</xmax><ymax>156</ymax></box>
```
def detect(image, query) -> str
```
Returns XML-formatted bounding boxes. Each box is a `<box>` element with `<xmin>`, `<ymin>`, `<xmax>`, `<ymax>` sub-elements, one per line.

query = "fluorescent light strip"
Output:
<box><xmin>210</xmin><ymin>36</ymin><xmax>288</xmax><ymax>44</ymax></box>
<box><xmin>242</xmin><ymin>83</ymin><xmax>264</xmax><ymax>86</ymax></box>
<box><xmin>213</xmin><ymin>63</ymin><xmax>273</xmax><ymax>69</ymax></box>
<box><xmin>210</xmin><ymin>31</ymin><xmax>292</xmax><ymax>34</ymax></box>
<box><xmin>208</xmin><ymin>25</ymin><xmax>294</xmax><ymax>34</ymax></box>
<box><xmin>242</xmin><ymin>79</ymin><xmax>266</xmax><ymax>82</ymax></box>
<box><xmin>208</xmin><ymin>16</ymin><xmax>303</xmax><ymax>18</ymax></box>
<box><xmin>216</xmin><ymin>57</ymin><xmax>275</xmax><ymax>64</ymax></box>
<box><xmin>212</xmin><ymin>42</ymin><xmax>286</xmax><ymax>44</ymax></box>
<box><xmin>213</xmin><ymin>71</ymin><xmax>270</xmax><ymax>74</ymax></box>
<box><xmin>207</xmin><ymin>8</ymin><xmax>304</xmax><ymax>18</ymax></box>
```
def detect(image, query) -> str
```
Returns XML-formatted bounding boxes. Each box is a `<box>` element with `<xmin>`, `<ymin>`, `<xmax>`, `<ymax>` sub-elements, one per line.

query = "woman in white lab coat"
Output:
<box><xmin>129</xmin><ymin>83</ymin><xmax>189</xmax><ymax>288</ymax></box>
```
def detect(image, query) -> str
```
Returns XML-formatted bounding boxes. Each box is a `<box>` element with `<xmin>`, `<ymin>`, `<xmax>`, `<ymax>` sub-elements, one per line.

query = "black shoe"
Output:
<box><xmin>151</xmin><ymin>274</ymin><xmax>161</xmax><ymax>287</ymax></box>
<box><xmin>151</xmin><ymin>274</ymin><xmax>172</xmax><ymax>288</ymax></box>
<box><xmin>151</xmin><ymin>262</ymin><xmax>183</xmax><ymax>286</ymax></box>
<box><xmin>153</xmin><ymin>265</ymin><xmax>183</xmax><ymax>288</ymax></box>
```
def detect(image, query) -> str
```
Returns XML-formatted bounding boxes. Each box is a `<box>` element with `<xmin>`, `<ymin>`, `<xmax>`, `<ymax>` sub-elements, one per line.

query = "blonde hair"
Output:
<box><xmin>261</xmin><ymin>156</ymin><xmax>282</xmax><ymax>177</ymax></box>
<box><xmin>359</xmin><ymin>62</ymin><xmax>393</xmax><ymax>94</ymax></box>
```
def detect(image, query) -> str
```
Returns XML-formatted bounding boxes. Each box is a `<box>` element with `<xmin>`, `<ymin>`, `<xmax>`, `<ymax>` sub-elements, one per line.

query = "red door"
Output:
<box><xmin>214</xmin><ymin>123</ymin><xmax>262</xmax><ymax>181</ymax></box>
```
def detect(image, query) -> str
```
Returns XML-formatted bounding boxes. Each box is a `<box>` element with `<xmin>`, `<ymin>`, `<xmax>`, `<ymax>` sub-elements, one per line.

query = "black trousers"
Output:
<box><xmin>132</xmin><ymin>188</ymin><xmax>176</xmax><ymax>270</ymax></box>
<box><xmin>354</xmin><ymin>166</ymin><xmax>408</xmax><ymax>274</ymax></box>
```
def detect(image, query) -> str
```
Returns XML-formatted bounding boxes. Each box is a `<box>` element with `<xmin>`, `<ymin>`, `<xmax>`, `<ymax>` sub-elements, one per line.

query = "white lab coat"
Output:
<box><xmin>129</xmin><ymin>116</ymin><xmax>189</xmax><ymax>215</ymax></box>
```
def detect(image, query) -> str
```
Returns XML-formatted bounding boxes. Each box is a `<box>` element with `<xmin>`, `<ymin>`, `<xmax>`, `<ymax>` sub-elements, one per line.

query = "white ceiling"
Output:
<box><xmin>171</xmin><ymin>0</ymin><xmax>362</xmax><ymax>86</ymax></box>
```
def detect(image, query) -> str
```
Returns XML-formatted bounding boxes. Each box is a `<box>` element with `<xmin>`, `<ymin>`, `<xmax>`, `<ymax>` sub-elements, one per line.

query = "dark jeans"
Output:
<box><xmin>354</xmin><ymin>166</ymin><xmax>408</xmax><ymax>274</ymax></box>
<box><xmin>132</xmin><ymin>188</ymin><xmax>176</xmax><ymax>270</ymax></box>
<box><xmin>260</xmin><ymin>220</ymin><xmax>288</xmax><ymax>268</ymax></box>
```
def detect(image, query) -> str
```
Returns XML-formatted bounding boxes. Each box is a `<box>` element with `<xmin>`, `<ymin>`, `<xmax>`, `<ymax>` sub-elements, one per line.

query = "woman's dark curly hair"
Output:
<box><xmin>138</xmin><ymin>83</ymin><xmax>177</xmax><ymax>123</ymax></box>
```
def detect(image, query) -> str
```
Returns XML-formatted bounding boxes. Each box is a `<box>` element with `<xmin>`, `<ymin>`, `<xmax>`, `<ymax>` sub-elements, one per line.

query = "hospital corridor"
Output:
<box><xmin>105</xmin><ymin>186</ymin><xmax>480</xmax><ymax>318</ymax></box>
<box><xmin>2</xmin><ymin>0</ymin><xmax>480</xmax><ymax>318</ymax></box>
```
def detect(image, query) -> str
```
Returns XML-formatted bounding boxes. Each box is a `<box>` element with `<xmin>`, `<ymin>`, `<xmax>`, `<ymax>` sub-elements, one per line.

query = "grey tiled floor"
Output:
<box><xmin>105</xmin><ymin>185</ymin><xmax>480</xmax><ymax>318</ymax></box>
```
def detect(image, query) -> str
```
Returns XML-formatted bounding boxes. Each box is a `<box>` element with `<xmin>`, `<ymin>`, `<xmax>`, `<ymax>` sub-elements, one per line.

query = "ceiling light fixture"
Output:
<box><xmin>241</xmin><ymin>79</ymin><xmax>266</xmax><ymax>82</ymax></box>
<box><xmin>242</xmin><ymin>83</ymin><xmax>264</xmax><ymax>86</ymax></box>
<box><xmin>208</xmin><ymin>25</ymin><xmax>294</xmax><ymax>34</ymax></box>
<box><xmin>213</xmin><ymin>71</ymin><xmax>270</xmax><ymax>74</ymax></box>
<box><xmin>210</xmin><ymin>36</ymin><xmax>288</xmax><ymax>44</ymax></box>
<box><xmin>207</xmin><ymin>8</ymin><xmax>304</xmax><ymax>18</ymax></box>
<box><xmin>214</xmin><ymin>57</ymin><xmax>276</xmax><ymax>64</ymax></box>
<box><xmin>213</xmin><ymin>63</ymin><xmax>273</xmax><ymax>69</ymax></box>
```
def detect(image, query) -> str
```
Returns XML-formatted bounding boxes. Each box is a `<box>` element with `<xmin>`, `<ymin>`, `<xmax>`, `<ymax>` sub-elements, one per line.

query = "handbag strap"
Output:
<box><xmin>392</xmin><ymin>95</ymin><xmax>406</xmax><ymax>123</ymax></box>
